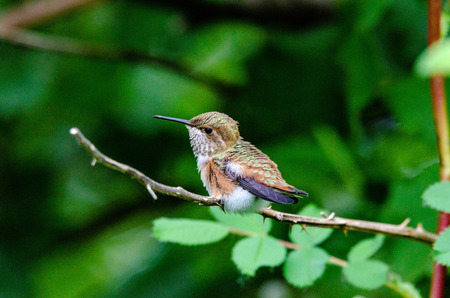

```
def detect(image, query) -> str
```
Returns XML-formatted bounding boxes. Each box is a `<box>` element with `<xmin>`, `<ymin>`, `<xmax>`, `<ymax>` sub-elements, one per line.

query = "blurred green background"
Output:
<box><xmin>0</xmin><ymin>0</ymin><xmax>448</xmax><ymax>297</ymax></box>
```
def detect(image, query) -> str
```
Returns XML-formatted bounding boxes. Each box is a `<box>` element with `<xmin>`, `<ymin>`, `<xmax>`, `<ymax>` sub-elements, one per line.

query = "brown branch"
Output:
<box><xmin>70</xmin><ymin>127</ymin><xmax>438</xmax><ymax>245</ymax></box>
<box><xmin>0</xmin><ymin>0</ymin><xmax>101</xmax><ymax>28</ymax></box>
<box><xmin>70</xmin><ymin>128</ymin><xmax>220</xmax><ymax>206</ymax></box>
<box><xmin>428</xmin><ymin>0</ymin><xmax>450</xmax><ymax>296</ymax></box>
<box><xmin>259</xmin><ymin>208</ymin><xmax>436</xmax><ymax>245</ymax></box>
<box><xmin>0</xmin><ymin>0</ymin><xmax>226</xmax><ymax>89</ymax></box>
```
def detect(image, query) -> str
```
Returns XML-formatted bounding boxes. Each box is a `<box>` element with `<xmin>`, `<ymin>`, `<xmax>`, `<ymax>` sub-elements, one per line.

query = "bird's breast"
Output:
<box><xmin>199</xmin><ymin>159</ymin><xmax>236</xmax><ymax>198</ymax></box>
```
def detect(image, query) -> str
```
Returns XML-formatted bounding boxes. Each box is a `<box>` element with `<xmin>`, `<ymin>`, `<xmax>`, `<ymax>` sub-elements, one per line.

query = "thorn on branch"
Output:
<box><xmin>289</xmin><ymin>223</ymin><xmax>293</xmax><ymax>233</ymax></box>
<box><xmin>301</xmin><ymin>224</ymin><xmax>309</xmax><ymax>235</ymax></box>
<box><xmin>416</xmin><ymin>223</ymin><xmax>425</xmax><ymax>233</ymax></box>
<box><xmin>216</xmin><ymin>200</ymin><xmax>225</xmax><ymax>212</ymax></box>
<box><xmin>399</xmin><ymin>218</ymin><xmax>411</xmax><ymax>229</ymax></box>
<box><xmin>321</xmin><ymin>211</ymin><xmax>336</xmax><ymax>220</ymax></box>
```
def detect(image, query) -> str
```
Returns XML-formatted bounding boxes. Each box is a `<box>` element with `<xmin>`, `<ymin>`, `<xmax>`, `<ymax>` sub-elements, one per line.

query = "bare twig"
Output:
<box><xmin>70</xmin><ymin>127</ymin><xmax>220</xmax><ymax>206</ymax></box>
<box><xmin>0</xmin><ymin>0</ymin><xmax>225</xmax><ymax>88</ymax></box>
<box><xmin>0</xmin><ymin>0</ymin><xmax>101</xmax><ymax>28</ymax></box>
<box><xmin>70</xmin><ymin>127</ymin><xmax>438</xmax><ymax>245</ymax></box>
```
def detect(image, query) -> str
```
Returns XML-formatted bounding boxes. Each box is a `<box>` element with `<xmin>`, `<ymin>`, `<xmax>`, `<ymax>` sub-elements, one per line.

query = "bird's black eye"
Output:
<box><xmin>204</xmin><ymin>128</ymin><xmax>213</xmax><ymax>134</ymax></box>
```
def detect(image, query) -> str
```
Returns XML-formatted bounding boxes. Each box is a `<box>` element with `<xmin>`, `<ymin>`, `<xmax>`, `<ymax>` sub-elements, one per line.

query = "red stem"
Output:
<box><xmin>428</xmin><ymin>1</ymin><xmax>450</xmax><ymax>297</ymax></box>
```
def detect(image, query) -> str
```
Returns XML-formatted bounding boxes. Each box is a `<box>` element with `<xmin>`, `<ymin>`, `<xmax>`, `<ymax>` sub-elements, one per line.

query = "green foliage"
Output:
<box><xmin>153</xmin><ymin>218</ymin><xmax>229</xmax><ymax>245</ymax></box>
<box><xmin>422</xmin><ymin>182</ymin><xmax>450</xmax><ymax>212</ymax></box>
<box><xmin>283</xmin><ymin>246</ymin><xmax>329</xmax><ymax>288</ymax></box>
<box><xmin>312</xmin><ymin>126</ymin><xmax>363</xmax><ymax>196</ymax></box>
<box><xmin>415</xmin><ymin>39</ymin><xmax>450</xmax><ymax>76</ymax></box>
<box><xmin>232</xmin><ymin>236</ymin><xmax>286</xmax><ymax>276</ymax></box>
<box><xmin>343</xmin><ymin>260</ymin><xmax>389</xmax><ymax>290</ymax></box>
<box><xmin>31</xmin><ymin>213</ymin><xmax>161</xmax><ymax>297</ymax></box>
<box><xmin>348</xmin><ymin>234</ymin><xmax>385</xmax><ymax>262</ymax></box>
<box><xmin>210</xmin><ymin>206</ymin><xmax>271</xmax><ymax>234</ymax></box>
<box><xmin>183</xmin><ymin>22</ymin><xmax>266</xmax><ymax>85</ymax></box>
<box><xmin>433</xmin><ymin>227</ymin><xmax>450</xmax><ymax>266</ymax></box>
<box><xmin>344</xmin><ymin>235</ymin><xmax>389</xmax><ymax>290</ymax></box>
<box><xmin>385</xmin><ymin>273</ymin><xmax>422</xmax><ymax>298</ymax></box>
<box><xmin>289</xmin><ymin>204</ymin><xmax>333</xmax><ymax>246</ymax></box>
<box><xmin>1</xmin><ymin>0</ymin><xmax>443</xmax><ymax>296</ymax></box>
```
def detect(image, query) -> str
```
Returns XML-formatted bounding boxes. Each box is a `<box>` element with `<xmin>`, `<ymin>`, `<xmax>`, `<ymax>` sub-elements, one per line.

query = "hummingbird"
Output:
<box><xmin>153</xmin><ymin>112</ymin><xmax>308</xmax><ymax>212</ymax></box>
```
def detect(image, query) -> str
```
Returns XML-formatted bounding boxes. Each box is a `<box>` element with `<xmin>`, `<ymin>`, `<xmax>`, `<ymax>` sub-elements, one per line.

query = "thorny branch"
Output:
<box><xmin>70</xmin><ymin>127</ymin><xmax>437</xmax><ymax>245</ymax></box>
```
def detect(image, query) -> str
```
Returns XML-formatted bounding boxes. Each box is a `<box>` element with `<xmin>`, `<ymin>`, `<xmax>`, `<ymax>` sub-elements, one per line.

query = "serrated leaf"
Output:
<box><xmin>289</xmin><ymin>204</ymin><xmax>333</xmax><ymax>246</ymax></box>
<box><xmin>210</xmin><ymin>206</ymin><xmax>271</xmax><ymax>234</ymax></box>
<box><xmin>283</xmin><ymin>246</ymin><xmax>329</xmax><ymax>288</ymax></box>
<box><xmin>152</xmin><ymin>217</ymin><xmax>229</xmax><ymax>245</ymax></box>
<box><xmin>348</xmin><ymin>234</ymin><xmax>385</xmax><ymax>262</ymax></box>
<box><xmin>433</xmin><ymin>227</ymin><xmax>450</xmax><ymax>266</ymax></box>
<box><xmin>422</xmin><ymin>182</ymin><xmax>450</xmax><ymax>212</ymax></box>
<box><xmin>231</xmin><ymin>236</ymin><xmax>286</xmax><ymax>276</ymax></box>
<box><xmin>343</xmin><ymin>260</ymin><xmax>389</xmax><ymax>290</ymax></box>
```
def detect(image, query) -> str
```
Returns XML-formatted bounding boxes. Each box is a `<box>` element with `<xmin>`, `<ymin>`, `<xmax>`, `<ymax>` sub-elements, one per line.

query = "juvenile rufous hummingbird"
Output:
<box><xmin>154</xmin><ymin>112</ymin><xmax>308</xmax><ymax>212</ymax></box>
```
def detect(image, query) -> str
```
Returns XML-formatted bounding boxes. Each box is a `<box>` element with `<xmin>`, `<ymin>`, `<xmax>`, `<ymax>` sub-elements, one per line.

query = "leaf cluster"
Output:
<box><xmin>153</xmin><ymin>204</ymin><xmax>420</xmax><ymax>296</ymax></box>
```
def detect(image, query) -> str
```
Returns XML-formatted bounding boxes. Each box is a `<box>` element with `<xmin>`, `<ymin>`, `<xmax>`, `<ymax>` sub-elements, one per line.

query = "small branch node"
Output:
<box><xmin>321</xmin><ymin>211</ymin><xmax>335</xmax><ymax>220</ymax></box>
<box><xmin>70</xmin><ymin>127</ymin><xmax>80</xmax><ymax>135</ymax></box>
<box><xmin>146</xmin><ymin>184</ymin><xmax>157</xmax><ymax>200</ymax></box>
<box><xmin>276</xmin><ymin>213</ymin><xmax>284</xmax><ymax>221</ymax></box>
<box><xmin>399</xmin><ymin>218</ymin><xmax>411</xmax><ymax>228</ymax></box>
<box><xmin>416</xmin><ymin>222</ymin><xmax>425</xmax><ymax>232</ymax></box>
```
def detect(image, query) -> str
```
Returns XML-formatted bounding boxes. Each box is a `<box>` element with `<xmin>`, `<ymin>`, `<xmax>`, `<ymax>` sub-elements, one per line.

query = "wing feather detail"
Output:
<box><xmin>218</xmin><ymin>139</ymin><xmax>308</xmax><ymax>203</ymax></box>
<box><xmin>238</xmin><ymin>177</ymin><xmax>297</xmax><ymax>204</ymax></box>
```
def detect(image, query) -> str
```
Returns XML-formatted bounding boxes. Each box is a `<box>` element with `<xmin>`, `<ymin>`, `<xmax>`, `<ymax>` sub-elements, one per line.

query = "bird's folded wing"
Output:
<box><xmin>238</xmin><ymin>177</ymin><xmax>298</xmax><ymax>204</ymax></box>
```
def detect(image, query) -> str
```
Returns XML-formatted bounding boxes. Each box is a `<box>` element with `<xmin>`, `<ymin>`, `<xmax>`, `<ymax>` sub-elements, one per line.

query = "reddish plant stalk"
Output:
<box><xmin>428</xmin><ymin>0</ymin><xmax>450</xmax><ymax>297</ymax></box>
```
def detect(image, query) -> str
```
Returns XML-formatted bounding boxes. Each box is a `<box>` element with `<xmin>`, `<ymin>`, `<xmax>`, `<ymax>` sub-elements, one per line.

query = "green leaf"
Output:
<box><xmin>117</xmin><ymin>65</ymin><xmax>219</xmax><ymax>135</ymax></box>
<box><xmin>343</xmin><ymin>260</ymin><xmax>389</xmax><ymax>290</ymax></box>
<box><xmin>348</xmin><ymin>234</ymin><xmax>385</xmax><ymax>262</ymax></box>
<box><xmin>386</xmin><ymin>273</ymin><xmax>422</xmax><ymax>298</ymax></box>
<box><xmin>433</xmin><ymin>227</ymin><xmax>450</xmax><ymax>266</ymax></box>
<box><xmin>31</xmin><ymin>213</ymin><xmax>161</xmax><ymax>297</ymax></box>
<box><xmin>210</xmin><ymin>206</ymin><xmax>271</xmax><ymax>234</ymax></box>
<box><xmin>231</xmin><ymin>236</ymin><xmax>286</xmax><ymax>276</ymax></box>
<box><xmin>152</xmin><ymin>218</ymin><xmax>229</xmax><ymax>246</ymax></box>
<box><xmin>415</xmin><ymin>39</ymin><xmax>450</xmax><ymax>77</ymax></box>
<box><xmin>289</xmin><ymin>204</ymin><xmax>333</xmax><ymax>246</ymax></box>
<box><xmin>422</xmin><ymin>182</ymin><xmax>450</xmax><ymax>213</ymax></box>
<box><xmin>356</xmin><ymin>0</ymin><xmax>393</xmax><ymax>32</ymax></box>
<box><xmin>283</xmin><ymin>246</ymin><xmax>329</xmax><ymax>288</ymax></box>
<box><xmin>184</xmin><ymin>22</ymin><xmax>266</xmax><ymax>84</ymax></box>
<box><xmin>312</xmin><ymin>126</ymin><xmax>363</xmax><ymax>196</ymax></box>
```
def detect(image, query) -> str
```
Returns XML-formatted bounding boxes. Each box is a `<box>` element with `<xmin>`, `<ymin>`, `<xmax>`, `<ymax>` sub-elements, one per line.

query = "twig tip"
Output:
<box><xmin>146</xmin><ymin>184</ymin><xmax>158</xmax><ymax>200</ymax></box>
<box><xmin>70</xmin><ymin>127</ymin><xmax>80</xmax><ymax>135</ymax></box>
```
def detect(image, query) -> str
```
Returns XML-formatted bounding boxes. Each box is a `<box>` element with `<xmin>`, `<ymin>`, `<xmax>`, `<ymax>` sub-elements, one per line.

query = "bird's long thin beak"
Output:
<box><xmin>153</xmin><ymin>115</ymin><xmax>191</xmax><ymax>126</ymax></box>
